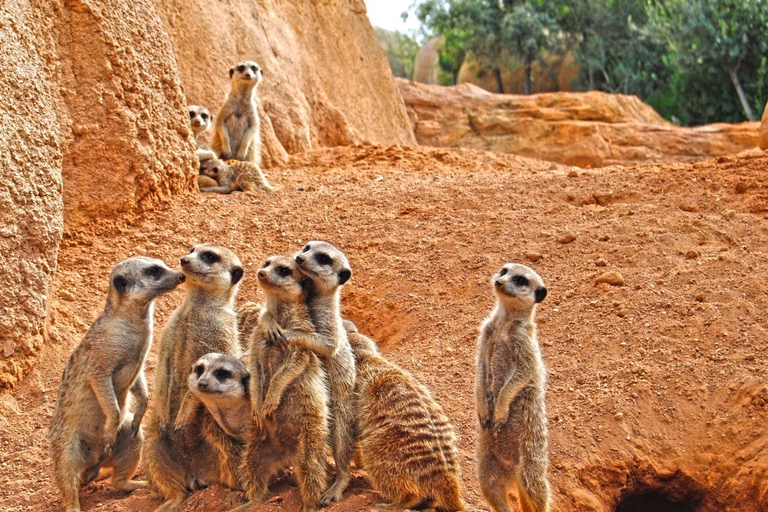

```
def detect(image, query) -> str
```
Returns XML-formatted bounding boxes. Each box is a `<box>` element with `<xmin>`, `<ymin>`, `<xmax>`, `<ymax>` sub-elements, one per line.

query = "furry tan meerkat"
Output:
<box><xmin>198</xmin><ymin>158</ymin><xmax>275</xmax><ymax>194</ymax></box>
<box><xmin>235</xmin><ymin>300</ymin><xmax>263</xmax><ymax>350</ymax></box>
<box><xmin>476</xmin><ymin>263</ymin><xmax>550</xmax><ymax>512</ymax></box>
<box><xmin>211</xmin><ymin>61</ymin><xmax>263</xmax><ymax>164</ymax></box>
<box><xmin>345</xmin><ymin>323</ymin><xmax>464</xmax><ymax>511</ymax></box>
<box><xmin>49</xmin><ymin>257</ymin><xmax>184</xmax><ymax>512</ymax></box>
<box><xmin>187</xmin><ymin>105</ymin><xmax>217</xmax><ymax>163</ymax></box>
<box><xmin>142</xmin><ymin>244</ymin><xmax>245</xmax><ymax>512</ymax></box>
<box><xmin>277</xmin><ymin>241</ymin><xmax>356</xmax><ymax>505</ymax></box>
<box><xmin>231</xmin><ymin>255</ymin><xmax>330</xmax><ymax>512</ymax></box>
<box><xmin>174</xmin><ymin>353</ymin><xmax>251</xmax><ymax>442</ymax></box>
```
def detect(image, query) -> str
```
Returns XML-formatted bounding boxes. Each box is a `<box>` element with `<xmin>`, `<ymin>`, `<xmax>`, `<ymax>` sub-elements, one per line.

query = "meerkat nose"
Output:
<box><xmin>198</xmin><ymin>379</ymin><xmax>209</xmax><ymax>390</ymax></box>
<box><xmin>535</xmin><ymin>287</ymin><xmax>548</xmax><ymax>303</ymax></box>
<box><xmin>178</xmin><ymin>274</ymin><xmax>186</xmax><ymax>283</ymax></box>
<box><xmin>258</xmin><ymin>270</ymin><xmax>267</xmax><ymax>278</ymax></box>
<box><xmin>494</xmin><ymin>279</ymin><xmax>503</xmax><ymax>287</ymax></box>
<box><xmin>180</xmin><ymin>257</ymin><xmax>189</xmax><ymax>267</ymax></box>
<box><xmin>295</xmin><ymin>255</ymin><xmax>305</xmax><ymax>264</ymax></box>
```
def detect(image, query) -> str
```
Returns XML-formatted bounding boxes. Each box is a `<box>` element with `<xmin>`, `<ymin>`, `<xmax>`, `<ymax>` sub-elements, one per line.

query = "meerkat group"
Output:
<box><xmin>49</xmin><ymin>241</ymin><xmax>551</xmax><ymax>512</ymax></box>
<box><xmin>187</xmin><ymin>60</ymin><xmax>276</xmax><ymax>194</ymax></box>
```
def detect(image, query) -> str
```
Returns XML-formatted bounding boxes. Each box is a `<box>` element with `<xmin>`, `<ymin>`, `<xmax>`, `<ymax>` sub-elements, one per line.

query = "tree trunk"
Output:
<box><xmin>524</xmin><ymin>65</ymin><xmax>532</xmax><ymax>95</ymax></box>
<box><xmin>729</xmin><ymin>67</ymin><xmax>756</xmax><ymax>121</ymax></box>
<box><xmin>493</xmin><ymin>67</ymin><xmax>504</xmax><ymax>94</ymax></box>
<box><xmin>588</xmin><ymin>66</ymin><xmax>595</xmax><ymax>90</ymax></box>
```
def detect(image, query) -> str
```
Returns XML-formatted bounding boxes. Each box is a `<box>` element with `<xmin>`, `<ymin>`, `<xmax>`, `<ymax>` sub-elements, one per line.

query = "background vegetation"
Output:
<box><xmin>378</xmin><ymin>0</ymin><xmax>768</xmax><ymax>125</ymax></box>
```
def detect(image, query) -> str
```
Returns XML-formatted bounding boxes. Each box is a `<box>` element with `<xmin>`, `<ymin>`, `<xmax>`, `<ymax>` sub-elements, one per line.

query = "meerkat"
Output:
<box><xmin>235</xmin><ymin>300</ymin><xmax>263</xmax><ymax>350</ymax></box>
<box><xmin>198</xmin><ymin>158</ymin><xmax>275</xmax><ymax>194</ymax></box>
<box><xmin>347</xmin><ymin>326</ymin><xmax>464</xmax><ymax>511</ymax></box>
<box><xmin>142</xmin><ymin>244</ymin><xmax>245</xmax><ymax>512</ymax></box>
<box><xmin>232</xmin><ymin>255</ymin><xmax>330</xmax><ymax>512</ymax></box>
<box><xmin>49</xmin><ymin>257</ymin><xmax>184</xmax><ymax>512</ymax></box>
<box><xmin>476</xmin><ymin>264</ymin><xmax>550</xmax><ymax>512</ymax></box>
<box><xmin>278</xmin><ymin>241</ymin><xmax>356</xmax><ymax>505</ymax></box>
<box><xmin>188</xmin><ymin>105</ymin><xmax>217</xmax><ymax>163</ymax></box>
<box><xmin>174</xmin><ymin>353</ymin><xmax>251</xmax><ymax>442</ymax></box>
<box><xmin>211</xmin><ymin>61</ymin><xmax>262</xmax><ymax>165</ymax></box>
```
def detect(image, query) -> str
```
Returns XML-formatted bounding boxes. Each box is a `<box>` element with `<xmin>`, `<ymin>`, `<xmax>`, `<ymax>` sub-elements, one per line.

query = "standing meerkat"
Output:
<box><xmin>232</xmin><ymin>255</ymin><xmax>330</xmax><ymax>512</ymax></box>
<box><xmin>49</xmin><ymin>257</ymin><xmax>184</xmax><ymax>512</ymax></box>
<box><xmin>187</xmin><ymin>105</ymin><xmax>217</xmax><ymax>163</ymax></box>
<box><xmin>142</xmin><ymin>244</ymin><xmax>245</xmax><ymax>512</ymax></box>
<box><xmin>476</xmin><ymin>263</ymin><xmax>550</xmax><ymax>512</ymax></box>
<box><xmin>346</xmin><ymin>324</ymin><xmax>464</xmax><ymax>511</ymax></box>
<box><xmin>198</xmin><ymin>158</ymin><xmax>275</xmax><ymax>194</ymax></box>
<box><xmin>211</xmin><ymin>61</ymin><xmax>263</xmax><ymax>165</ymax></box>
<box><xmin>282</xmin><ymin>241</ymin><xmax>355</xmax><ymax>505</ymax></box>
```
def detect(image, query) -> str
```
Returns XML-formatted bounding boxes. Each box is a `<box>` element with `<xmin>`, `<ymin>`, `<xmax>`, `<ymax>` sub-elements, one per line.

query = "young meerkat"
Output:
<box><xmin>198</xmin><ymin>158</ymin><xmax>275</xmax><ymax>194</ymax></box>
<box><xmin>232</xmin><ymin>255</ymin><xmax>330</xmax><ymax>512</ymax></box>
<box><xmin>346</xmin><ymin>324</ymin><xmax>464</xmax><ymax>511</ymax></box>
<box><xmin>142</xmin><ymin>244</ymin><xmax>245</xmax><ymax>512</ymax></box>
<box><xmin>476</xmin><ymin>264</ymin><xmax>550</xmax><ymax>512</ymax></box>
<box><xmin>274</xmin><ymin>240</ymin><xmax>355</xmax><ymax>506</ymax></box>
<box><xmin>49</xmin><ymin>257</ymin><xmax>184</xmax><ymax>512</ymax></box>
<box><xmin>187</xmin><ymin>105</ymin><xmax>217</xmax><ymax>163</ymax></box>
<box><xmin>174</xmin><ymin>353</ymin><xmax>251</xmax><ymax>442</ymax></box>
<box><xmin>211</xmin><ymin>60</ymin><xmax>263</xmax><ymax>164</ymax></box>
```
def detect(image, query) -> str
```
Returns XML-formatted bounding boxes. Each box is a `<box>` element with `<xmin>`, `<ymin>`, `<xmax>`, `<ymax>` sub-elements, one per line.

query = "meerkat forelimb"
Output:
<box><xmin>211</xmin><ymin>61</ymin><xmax>262</xmax><ymax>164</ymax></box>
<box><xmin>48</xmin><ymin>257</ymin><xmax>184</xmax><ymax>512</ymax></box>
<box><xmin>476</xmin><ymin>263</ymin><xmax>550</xmax><ymax>512</ymax></box>
<box><xmin>143</xmin><ymin>244</ymin><xmax>245</xmax><ymax>512</ymax></box>
<box><xmin>349</xmin><ymin>330</ymin><xmax>464</xmax><ymax>511</ymax></box>
<box><xmin>187</xmin><ymin>105</ymin><xmax>217</xmax><ymax>162</ymax></box>
<box><xmin>233</xmin><ymin>255</ymin><xmax>330</xmax><ymax>512</ymax></box>
<box><xmin>289</xmin><ymin>241</ymin><xmax>356</xmax><ymax>505</ymax></box>
<box><xmin>198</xmin><ymin>158</ymin><xmax>275</xmax><ymax>194</ymax></box>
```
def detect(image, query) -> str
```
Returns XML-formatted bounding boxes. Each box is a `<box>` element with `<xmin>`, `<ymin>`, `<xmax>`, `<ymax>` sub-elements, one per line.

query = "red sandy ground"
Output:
<box><xmin>1</xmin><ymin>145</ymin><xmax>766</xmax><ymax>512</ymax></box>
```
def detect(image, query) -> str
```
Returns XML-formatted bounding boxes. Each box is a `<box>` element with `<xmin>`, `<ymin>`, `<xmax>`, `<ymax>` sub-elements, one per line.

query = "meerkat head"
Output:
<box><xmin>187</xmin><ymin>105</ymin><xmax>212</xmax><ymax>136</ymax></box>
<box><xmin>257</xmin><ymin>255</ymin><xmax>310</xmax><ymax>302</ymax></box>
<box><xmin>199</xmin><ymin>159</ymin><xmax>228</xmax><ymax>181</ymax></box>
<box><xmin>229</xmin><ymin>60</ymin><xmax>263</xmax><ymax>88</ymax></box>
<box><xmin>179</xmin><ymin>244</ymin><xmax>244</xmax><ymax>296</ymax></box>
<box><xmin>347</xmin><ymin>331</ymin><xmax>380</xmax><ymax>359</ymax></box>
<box><xmin>492</xmin><ymin>263</ymin><xmax>547</xmax><ymax>311</ymax></box>
<box><xmin>187</xmin><ymin>353</ymin><xmax>250</xmax><ymax>403</ymax></box>
<box><xmin>108</xmin><ymin>256</ymin><xmax>185</xmax><ymax>308</ymax></box>
<box><xmin>294</xmin><ymin>241</ymin><xmax>351</xmax><ymax>295</ymax></box>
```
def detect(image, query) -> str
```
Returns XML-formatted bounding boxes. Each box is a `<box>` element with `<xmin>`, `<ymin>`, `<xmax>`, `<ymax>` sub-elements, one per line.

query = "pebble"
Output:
<box><xmin>524</xmin><ymin>251</ymin><xmax>543</xmax><ymax>262</ymax></box>
<box><xmin>60</xmin><ymin>290</ymin><xmax>76</xmax><ymax>302</ymax></box>
<box><xmin>598</xmin><ymin>234</ymin><xmax>609</xmax><ymax>241</ymax></box>
<box><xmin>557</xmin><ymin>230</ymin><xmax>576</xmax><ymax>244</ymax></box>
<box><xmin>595</xmin><ymin>257</ymin><xmax>607</xmax><ymax>267</ymax></box>
<box><xmin>695</xmin><ymin>291</ymin><xmax>705</xmax><ymax>302</ymax></box>
<box><xmin>685</xmin><ymin>250</ymin><xmax>698</xmax><ymax>260</ymax></box>
<box><xmin>614</xmin><ymin>413</ymin><xmax>624</xmax><ymax>420</ymax></box>
<box><xmin>567</xmin><ymin>169</ymin><xmax>578</xmax><ymax>177</ymax></box>
<box><xmin>744</xmin><ymin>354</ymin><xmax>756</xmax><ymax>361</ymax></box>
<box><xmin>595</xmin><ymin>271</ymin><xmax>625</xmax><ymax>286</ymax></box>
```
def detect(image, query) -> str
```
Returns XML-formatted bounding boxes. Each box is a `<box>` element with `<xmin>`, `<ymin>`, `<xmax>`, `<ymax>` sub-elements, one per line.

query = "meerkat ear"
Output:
<box><xmin>338</xmin><ymin>268</ymin><xmax>351</xmax><ymax>285</ymax></box>
<box><xmin>230</xmin><ymin>266</ymin><xmax>244</xmax><ymax>285</ymax></box>
<box><xmin>229</xmin><ymin>67</ymin><xmax>235</xmax><ymax>78</ymax></box>
<box><xmin>535</xmin><ymin>287</ymin><xmax>548</xmax><ymax>303</ymax></box>
<box><xmin>241</xmin><ymin>373</ymin><xmax>250</xmax><ymax>395</ymax></box>
<box><xmin>112</xmin><ymin>275</ymin><xmax>129</xmax><ymax>295</ymax></box>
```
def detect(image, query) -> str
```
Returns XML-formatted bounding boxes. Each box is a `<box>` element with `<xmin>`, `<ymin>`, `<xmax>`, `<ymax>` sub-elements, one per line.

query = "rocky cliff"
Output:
<box><xmin>399</xmin><ymin>78</ymin><xmax>760</xmax><ymax>167</ymax></box>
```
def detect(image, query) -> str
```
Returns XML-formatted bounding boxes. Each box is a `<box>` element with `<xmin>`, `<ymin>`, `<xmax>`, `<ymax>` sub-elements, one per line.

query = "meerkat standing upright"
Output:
<box><xmin>187</xmin><ymin>105</ymin><xmax>217</xmax><ymax>163</ymax></box>
<box><xmin>49</xmin><ymin>257</ymin><xmax>184</xmax><ymax>512</ymax></box>
<box><xmin>280</xmin><ymin>241</ymin><xmax>356</xmax><ymax>505</ymax></box>
<box><xmin>211</xmin><ymin>61</ymin><xmax>263</xmax><ymax>165</ymax></box>
<box><xmin>476</xmin><ymin>263</ymin><xmax>550</xmax><ymax>512</ymax></box>
<box><xmin>142</xmin><ymin>244</ymin><xmax>245</xmax><ymax>512</ymax></box>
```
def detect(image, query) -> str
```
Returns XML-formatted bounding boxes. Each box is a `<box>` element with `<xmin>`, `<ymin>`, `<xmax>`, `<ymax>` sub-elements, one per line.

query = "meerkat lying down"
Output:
<box><xmin>198</xmin><ymin>158</ymin><xmax>276</xmax><ymax>194</ymax></box>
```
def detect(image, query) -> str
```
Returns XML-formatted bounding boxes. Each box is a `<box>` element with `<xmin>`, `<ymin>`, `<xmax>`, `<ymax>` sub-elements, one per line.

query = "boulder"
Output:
<box><xmin>398</xmin><ymin>79</ymin><xmax>760</xmax><ymax>168</ymax></box>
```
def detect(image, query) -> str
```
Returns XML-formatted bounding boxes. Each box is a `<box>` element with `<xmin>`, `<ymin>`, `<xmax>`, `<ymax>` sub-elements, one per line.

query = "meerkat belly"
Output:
<box><xmin>226</xmin><ymin>115</ymin><xmax>250</xmax><ymax>141</ymax></box>
<box><xmin>489</xmin><ymin>339</ymin><xmax>518</xmax><ymax>398</ymax></box>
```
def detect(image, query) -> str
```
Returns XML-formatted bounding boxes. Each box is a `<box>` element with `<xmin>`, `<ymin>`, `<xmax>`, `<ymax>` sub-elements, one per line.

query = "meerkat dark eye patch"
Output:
<box><xmin>316</xmin><ymin>253</ymin><xmax>332</xmax><ymax>265</ymax></box>
<box><xmin>241</xmin><ymin>374</ymin><xmax>250</xmax><ymax>393</ymax></box>
<box><xmin>513</xmin><ymin>275</ymin><xmax>529</xmax><ymax>287</ymax></box>
<box><xmin>338</xmin><ymin>268</ymin><xmax>351</xmax><ymax>285</ymax></box>
<box><xmin>250</xmin><ymin>65</ymin><xmax>257</xmax><ymax>71</ymax></box>
<box><xmin>535</xmin><ymin>287</ymin><xmax>548</xmax><ymax>303</ymax></box>
<box><xmin>238</xmin><ymin>65</ymin><xmax>246</xmax><ymax>73</ymax></box>
<box><xmin>188</xmin><ymin>111</ymin><xmax>195</xmax><ymax>119</ymax></box>
<box><xmin>212</xmin><ymin>167</ymin><xmax>219</xmax><ymax>174</ymax></box>
<box><xmin>201</xmin><ymin>113</ymin><xmax>208</xmax><ymax>120</ymax></box>
<box><xmin>230</xmin><ymin>266</ymin><xmax>244</xmax><ymax>285</ymax></box>
<box><xmin>214</xmin><ymin>369</ymin><xmax>232</xmax><ymax>381</ymax></box>
<box><xmin>194</xmin><ymin>364</ymin><xmax>205</xmax><ymax>377</ymax></box>
<box><xmin>499</xmin><ymin>267</ymin><xmax>508</xmax><ymax>276</ymax></box>
<box><xmin>200</xmin><ymin>251</ymin><xmax>220</xmax><ymax>264</ymax></box>
<box><xmin>112</xmin><ymin>275</ymin><xmax>129</xmax><ymax>294</ymax></box>
<box><xmin>146</xmin><ymin>265</ymin><xmax>164</xmax><ymax>279</ymax></box>
<box><xmin>276</xmin><ymin>266</ymin><xmax>291</xmax><ymax>277</ymax></box>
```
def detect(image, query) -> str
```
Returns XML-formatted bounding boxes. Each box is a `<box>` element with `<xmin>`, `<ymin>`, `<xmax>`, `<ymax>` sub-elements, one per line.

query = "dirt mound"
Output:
<box><xmin>2</xmin><ymin>145</ymin><xmax>766</xmax><ymax>512</ymax></box>
<box><xmin>0</xmin><ymin>3</ymin><xmax>64</xmax><ymax>390</ymax></box>
<box><xmin>399</xmin><ymin>79</ymin><xmax>761</xmax><ymax>168</ymax></box>
<box><xmin>153</xmin><ymin>0</ymin><xmax>415</xmax><ymax>167</ymax></box>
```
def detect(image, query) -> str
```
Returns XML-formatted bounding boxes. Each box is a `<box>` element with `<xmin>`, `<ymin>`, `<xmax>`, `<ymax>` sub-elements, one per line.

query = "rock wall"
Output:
<box><xmin>154</xmin><ymin>0</ymin><xmax>415</xmax><ymax>167</ymax></box>
<box><xmin>399</xmin><ymin>79</ymin><xmax>760</xmax><ymax>168</ymax></box>
<box><xmin>0</xmin><ymin>0</ymin><xmax>64</xmax><ymax>390</ymax></box>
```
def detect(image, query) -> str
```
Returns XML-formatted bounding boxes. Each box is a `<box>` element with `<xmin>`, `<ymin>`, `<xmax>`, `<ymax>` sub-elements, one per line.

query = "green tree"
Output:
<box><xmin>374</xmin><ymin>27</ymin><xmax>420</xmax><ymax>80</ymax></box>
<box><xmin>652</xmin><ymin>0</ymin><xmax>768</xmax><ymax>121</ymax></box>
